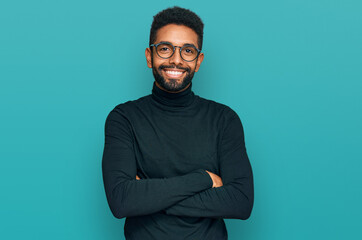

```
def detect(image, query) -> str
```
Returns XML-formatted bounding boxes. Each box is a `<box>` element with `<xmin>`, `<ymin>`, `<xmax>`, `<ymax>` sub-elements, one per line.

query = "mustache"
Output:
<box><xmin>158</xmin><ymin>65</ymin><xmax>190</xmax><ymax>73</ymax></box>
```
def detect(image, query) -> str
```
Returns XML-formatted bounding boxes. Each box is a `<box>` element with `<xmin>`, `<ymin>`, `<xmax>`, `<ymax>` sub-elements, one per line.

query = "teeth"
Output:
<box><xmin>165</xmin><ymin>70</ymin><xmax>183</xmax><ymax>75</ymax></box>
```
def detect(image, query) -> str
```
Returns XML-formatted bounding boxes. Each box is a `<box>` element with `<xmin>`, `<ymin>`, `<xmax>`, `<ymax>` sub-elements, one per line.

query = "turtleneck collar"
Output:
<box><xmin>151</xmin><ymin>82</ymin><xmax>195</xmax><ymax>107</ymax></box>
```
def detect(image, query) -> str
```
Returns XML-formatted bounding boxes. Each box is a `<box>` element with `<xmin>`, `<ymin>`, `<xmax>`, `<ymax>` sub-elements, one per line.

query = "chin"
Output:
<box><xmin>153</xmin><ymin>70</ymin><xmax>193</xmax><ymax>92</ymax></box>
<box><xmin>159</xmin><ymin>80</ymin><xmax>186</xmax><ymax>92</ymax></box>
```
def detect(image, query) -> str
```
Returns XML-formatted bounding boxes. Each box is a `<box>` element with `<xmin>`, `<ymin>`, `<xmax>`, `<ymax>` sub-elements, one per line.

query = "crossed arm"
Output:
<box><xmin>102</xmin><ymin>108</ymin><xmax>253</xmax><ymax>220</ymax></box>
<box><xmin>136</xmin><ymin>170</ymin><xmax>222</xmax><ymax>188</ymax></box>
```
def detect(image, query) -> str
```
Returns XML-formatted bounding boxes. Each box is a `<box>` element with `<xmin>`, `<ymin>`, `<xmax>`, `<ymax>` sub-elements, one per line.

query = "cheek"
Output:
<box><xmin>152</xmin><ymin>57</ymin><xmax>167</xmax><ymax>69</ymax></box>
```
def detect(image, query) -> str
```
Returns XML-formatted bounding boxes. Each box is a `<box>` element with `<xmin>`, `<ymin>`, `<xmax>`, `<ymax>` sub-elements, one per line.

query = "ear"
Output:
<box><xmin>145</xmin><ymin>48</ymin><xmax>153</xmax><ymax>68</ymax></box>
<box><xmin>195</xmin><ymin>52</ymin><xmax>204</xmax><ymax>72</ymax></box>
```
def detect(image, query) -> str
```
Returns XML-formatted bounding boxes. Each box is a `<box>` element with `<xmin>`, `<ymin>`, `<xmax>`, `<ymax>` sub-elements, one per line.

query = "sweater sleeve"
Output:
<box><xmin>165</xmin><ymin>110</ymin><xmax>254</xmax><ymax>219</ymax></box>
<box><xmin>102</xmin><ymin>107</ymin><xmax>213</xmax><ymax>219</ymax></box>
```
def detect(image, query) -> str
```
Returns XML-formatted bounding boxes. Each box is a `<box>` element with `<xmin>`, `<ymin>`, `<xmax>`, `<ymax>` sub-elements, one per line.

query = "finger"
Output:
<box><xmin>136</xmin><ymin>175</ymin><xmax>140</xmax><ymax>180</ymax></box>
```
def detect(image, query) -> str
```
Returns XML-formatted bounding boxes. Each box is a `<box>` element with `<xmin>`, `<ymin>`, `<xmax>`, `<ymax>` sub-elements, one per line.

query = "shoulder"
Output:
<box><xmin>196</xmin><ymin>95</ymin><xmax>240</xmax><ymax>120</ymax></box>
<box><xmin>111</xmin><ymin>95</ymin><xmax>150</xmax><ymax>113</ymax></box>
<box><xmin>106</xmin><ymin>95</ymin><xmax>151</xmax><ymax>121</ymax></box>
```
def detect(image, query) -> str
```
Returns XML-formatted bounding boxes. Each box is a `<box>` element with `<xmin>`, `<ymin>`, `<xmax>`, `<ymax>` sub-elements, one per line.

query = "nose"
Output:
<box><xmin>169</xmin><ymin>46</ymin><xmax>183</xmax><ymax>65</ymax></box>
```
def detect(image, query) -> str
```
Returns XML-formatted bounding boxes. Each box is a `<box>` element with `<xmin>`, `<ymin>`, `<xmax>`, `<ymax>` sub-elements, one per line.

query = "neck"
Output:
<box><xmin>151</xmin><ymin>81</ymin><xmax>195</xmax><ymax>108</ymax></box>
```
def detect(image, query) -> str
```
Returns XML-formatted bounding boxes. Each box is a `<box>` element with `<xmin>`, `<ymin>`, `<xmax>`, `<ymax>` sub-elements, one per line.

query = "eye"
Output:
<box><xmin>182</xmin><ymin>47</ymin><xmax>196</xmax><ymax>55</ymax></box>
<box><xmin>157</xmin><ymin>44</ymin><xmax>172</xmax><ymax>53</ymax></box>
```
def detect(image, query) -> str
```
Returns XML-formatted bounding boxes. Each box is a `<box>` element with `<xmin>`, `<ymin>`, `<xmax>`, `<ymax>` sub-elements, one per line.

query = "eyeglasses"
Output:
<box><xmin>150</xmin><ymin>41</ymin><xmax>201</xmax><ymax>62</ymax></box>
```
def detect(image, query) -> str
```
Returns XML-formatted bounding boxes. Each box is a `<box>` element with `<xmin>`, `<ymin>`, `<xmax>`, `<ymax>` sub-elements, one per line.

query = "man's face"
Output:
<box><xmin>146</xmin><ymin>24</ymin><xmax>204</xmax><ymax>92</ymax></box>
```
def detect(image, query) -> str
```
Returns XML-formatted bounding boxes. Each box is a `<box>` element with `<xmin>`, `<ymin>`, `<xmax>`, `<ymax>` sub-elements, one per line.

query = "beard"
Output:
<box><xmin>152</xmin><ymin>64</ymin><xmax>195</xmax><ymax>92</ymax></box>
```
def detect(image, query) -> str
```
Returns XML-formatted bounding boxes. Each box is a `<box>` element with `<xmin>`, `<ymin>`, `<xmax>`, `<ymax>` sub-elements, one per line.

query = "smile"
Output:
<box><xmin>163</xmin><ymin>69</ymin><xmax>185</xmax><ymax>78</ymax></box>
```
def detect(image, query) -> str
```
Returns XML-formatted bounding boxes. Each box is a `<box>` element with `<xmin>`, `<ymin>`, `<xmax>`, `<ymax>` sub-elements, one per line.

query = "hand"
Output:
<box><xmin>205</xmin><ymin>170</ymin><xmax>223</xmax><ymax>188</ymax></box>
<box><xmin>136</xmin><ymin>175</ymin><xmax>140</xmax><ymax>180</ymax></box>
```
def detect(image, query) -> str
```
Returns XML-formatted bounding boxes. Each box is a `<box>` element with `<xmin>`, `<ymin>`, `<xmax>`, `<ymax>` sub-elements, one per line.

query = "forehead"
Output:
<box><xmin>155</xmin><ymin>24</ymin><xmax>199</xmax><ymax>47</ymax></box>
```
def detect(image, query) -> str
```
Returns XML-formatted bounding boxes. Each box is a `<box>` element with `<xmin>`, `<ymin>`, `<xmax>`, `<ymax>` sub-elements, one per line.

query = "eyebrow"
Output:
<box><xmin>158</xmin><ymin>41</ymin><xmax>198</xmax><ymax>48</ymax></box>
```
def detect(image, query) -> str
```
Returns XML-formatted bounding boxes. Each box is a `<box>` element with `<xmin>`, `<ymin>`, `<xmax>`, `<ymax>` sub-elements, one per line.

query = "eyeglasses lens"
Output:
<box><xmin>181</xmin><ymin>46</ymin><xmax>198</xmax><ymax>61</ymax></box>
<box><xmin>156</xmin><ymin>43</ymin><xmax>173</xmax><ymax>58</ymax></box>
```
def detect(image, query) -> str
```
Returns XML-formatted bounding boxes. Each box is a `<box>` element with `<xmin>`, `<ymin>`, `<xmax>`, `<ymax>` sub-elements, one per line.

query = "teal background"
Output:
<box><xmin>1</xmin><ymin>0</ymin><xmax>361</xmax><ymax>239</ymax></box>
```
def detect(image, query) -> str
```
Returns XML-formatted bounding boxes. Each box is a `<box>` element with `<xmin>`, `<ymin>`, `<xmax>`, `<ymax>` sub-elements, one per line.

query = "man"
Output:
<box><xmin>102</xmin><ymin>6</ymin><xmax>254</xmax><ymax>240</ymax></box>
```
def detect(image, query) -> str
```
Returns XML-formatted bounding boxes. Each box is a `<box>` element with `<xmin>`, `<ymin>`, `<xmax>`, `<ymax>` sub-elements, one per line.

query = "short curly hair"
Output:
<box><xmin>149</xmin><ymin>6</ymin><xmax>204</xmax><ymax>50</ymax></box>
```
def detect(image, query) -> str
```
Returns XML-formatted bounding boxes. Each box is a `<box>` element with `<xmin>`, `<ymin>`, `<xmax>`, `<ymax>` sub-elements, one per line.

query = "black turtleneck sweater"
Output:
<box><xmin>102</xmin><ymin>83</ymin><xmax>254</xmax><ymax>240</ymax></box>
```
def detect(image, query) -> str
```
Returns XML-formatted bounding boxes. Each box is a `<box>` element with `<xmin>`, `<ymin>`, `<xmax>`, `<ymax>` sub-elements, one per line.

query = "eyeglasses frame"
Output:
<box><xmin>149</xmin><ymin>41</ymin><xmax>201</xmax><ymax>62</ymax></box>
